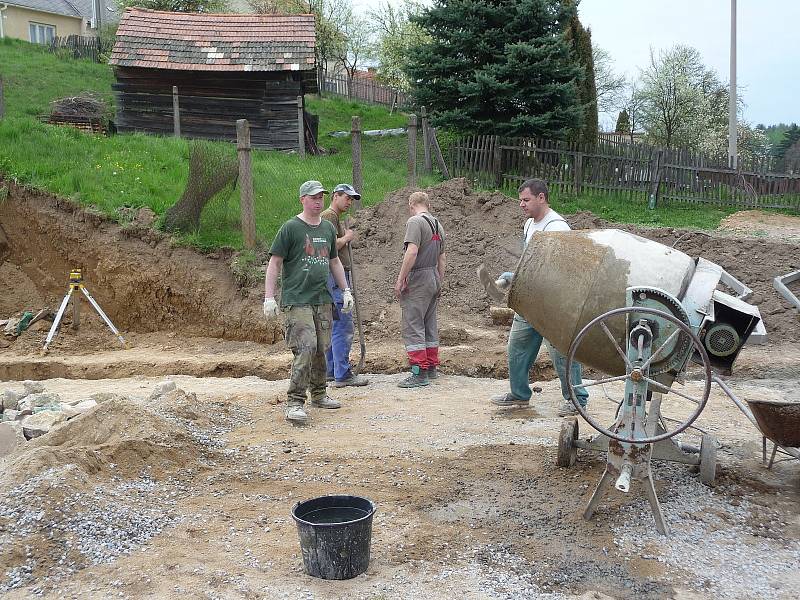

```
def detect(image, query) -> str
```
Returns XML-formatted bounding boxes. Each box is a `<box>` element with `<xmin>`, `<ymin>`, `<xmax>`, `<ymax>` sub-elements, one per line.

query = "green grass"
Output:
<box><xmin>0</xmin><ymin>40</ymin><xmax>440</xmax><ymax>249</ymax></box>
<box><xmin>1</xmin><ymin>37</ymin><xmax>781</xmax><ymax>249</ymax></box>
<box><xmin>0</xmin><ymin>38</ymin><xmax>114</xmax><ymax>118</ymax></box>
<box><xmin>550</xmin><ymin>190</ymin><xmax>741</xmax><ymax>229</ymax></box>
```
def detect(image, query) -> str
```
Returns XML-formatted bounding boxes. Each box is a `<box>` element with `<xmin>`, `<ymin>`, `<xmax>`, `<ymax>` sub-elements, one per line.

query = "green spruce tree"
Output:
<box><xmin>563</xmin><ymin>5</ymin><xmax>598</xmax><ymax>146</ymax></box>
<box><xmin>406</xmin><ymin>0</ymin><xmax>584</xmax><ymax>139</ymax></box>
<box><xmin>615</xmin><ymin>109</ymin><xmax>631</xmax><ymax>134</ymax></box>
<box><xmin>775</xmin><ymin>124</ymin><xmax>800</xmax><ymax>158</ymax></box>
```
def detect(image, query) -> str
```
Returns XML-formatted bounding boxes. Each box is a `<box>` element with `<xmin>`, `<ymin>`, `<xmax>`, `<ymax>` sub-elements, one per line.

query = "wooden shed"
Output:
<box><xmin>109</xmin><ymin>8</ymin><xmax>317</xmax><ymax>150</ymax></box>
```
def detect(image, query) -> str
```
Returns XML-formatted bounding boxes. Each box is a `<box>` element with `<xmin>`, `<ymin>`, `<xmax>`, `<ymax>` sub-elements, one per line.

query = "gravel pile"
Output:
<box><xmin>0</xmin><ymin>467</ymin><xmax>185</xmax><ymax>594</ymax></box>
<box><xmin>611</xmin><ymin>464</ymin><xmax>800</xmax><ymax>599</ymax></box>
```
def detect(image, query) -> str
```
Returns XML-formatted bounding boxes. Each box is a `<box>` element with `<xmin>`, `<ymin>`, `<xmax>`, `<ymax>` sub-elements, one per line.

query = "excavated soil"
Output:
<box><xmin>352</xmin><ymin>179</ymin><xmax>799</xmax><ymax>342</ymax></box>
<box><xmin>1</xmin><ymin>180</ymin><xmax>800</xmax><ymax>599</ymax></box>
<box><xmin>0</xmin><ymin>178</ymin><xmax>279</xmax><ymax>344</ymax></box>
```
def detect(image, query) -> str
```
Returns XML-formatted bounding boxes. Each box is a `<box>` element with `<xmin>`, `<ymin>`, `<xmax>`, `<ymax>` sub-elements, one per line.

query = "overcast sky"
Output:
<box><xmin>352</xmin><ymin>0</ymin><xmax>799</xmax><ymax>129</ymax></box>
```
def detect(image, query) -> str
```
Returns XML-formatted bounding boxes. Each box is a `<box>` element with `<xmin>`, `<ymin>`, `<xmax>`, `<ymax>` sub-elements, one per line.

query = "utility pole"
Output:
<box><xmin>728</xmin><ymin>0</ymin><xmax>737</xmax><ymax>169</ymax></box>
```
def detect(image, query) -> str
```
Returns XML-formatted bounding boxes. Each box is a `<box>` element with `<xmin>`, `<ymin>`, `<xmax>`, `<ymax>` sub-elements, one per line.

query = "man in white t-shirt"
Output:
<box><xmin>490</xmin><ymin>178</ymin><xmax>589</xmax><ymax>416</ymax></box>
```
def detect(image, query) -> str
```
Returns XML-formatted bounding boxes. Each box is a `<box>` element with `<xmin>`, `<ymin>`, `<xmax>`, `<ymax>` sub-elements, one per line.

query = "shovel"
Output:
<box><xmin>477</xmin><ymin>264</ymin><xmax>507</xmax><ymax>304</ymax></box>
<box><xmin>345</xmin><ymin>216</ymin><xmax>366</xmax><ymax>375</ymax></box>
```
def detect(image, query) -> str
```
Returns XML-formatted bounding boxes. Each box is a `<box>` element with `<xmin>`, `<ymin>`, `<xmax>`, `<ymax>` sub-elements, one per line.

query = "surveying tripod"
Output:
<box><xmin>42</xmin><ymin>269</ymin><xmax>125</xmax><ymax>352</ymax></box>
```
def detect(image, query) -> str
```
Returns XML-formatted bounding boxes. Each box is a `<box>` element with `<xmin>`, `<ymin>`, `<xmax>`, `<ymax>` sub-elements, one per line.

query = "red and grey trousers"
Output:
<box><xmin>400</xmin><ymin>267</ymin><xmax>441</xmax><ymax>370</ymax></box>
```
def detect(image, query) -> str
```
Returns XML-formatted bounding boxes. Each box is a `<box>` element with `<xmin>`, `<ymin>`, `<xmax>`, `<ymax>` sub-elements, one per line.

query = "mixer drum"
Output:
<box><xmin>507</xmin><ymin>229</ymin><xmax>696</xmax><ymax>375</ymax></box>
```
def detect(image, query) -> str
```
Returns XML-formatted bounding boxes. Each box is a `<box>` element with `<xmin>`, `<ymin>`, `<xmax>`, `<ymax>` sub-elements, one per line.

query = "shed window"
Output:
<box><xmin>29</xmin><ymin>23</ymin><xmax>56</xmax><ymax>45</ymax></box>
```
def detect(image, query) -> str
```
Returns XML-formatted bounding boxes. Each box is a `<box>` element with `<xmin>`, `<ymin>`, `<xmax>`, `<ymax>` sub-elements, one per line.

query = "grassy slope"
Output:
<box><xmin>0</xmin><ymin>39</ymin><xmax>433</xmax><ymax>248</ymax></box>
<box><xmin>0</xmin><ymin>38</ymin><xmax>768</xmax><ymax>250</ymax></box>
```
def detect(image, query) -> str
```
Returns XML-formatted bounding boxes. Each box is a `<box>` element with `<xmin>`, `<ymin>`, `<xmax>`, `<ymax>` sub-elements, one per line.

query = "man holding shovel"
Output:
<box><xmin>321</xmin><ymin>184</ymin><xmax>368</xmax><ymax>387</ymax></box>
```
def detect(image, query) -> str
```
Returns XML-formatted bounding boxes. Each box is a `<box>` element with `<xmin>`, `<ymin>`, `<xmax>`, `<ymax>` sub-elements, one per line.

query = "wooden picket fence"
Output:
<box><xmin>323</xmin><ymin>75</ymin><xmax>409</xmax><ymax>110</ymax></box>
<box><xmin>47</xmin><ymin>35</ymin><xmax>106</xmax><ymax>63</ymax></box>
<box><xmin>449</xmin><ymin>135</ymin><xmax>800</xmax><ymax>210</ymax></box>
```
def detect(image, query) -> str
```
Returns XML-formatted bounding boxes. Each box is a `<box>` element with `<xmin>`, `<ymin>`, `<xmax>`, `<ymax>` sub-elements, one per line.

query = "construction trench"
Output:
<box><xmin>0</xmin><ymin>177</ymin><xmax>799</xmax><ymax>599</ymax></box>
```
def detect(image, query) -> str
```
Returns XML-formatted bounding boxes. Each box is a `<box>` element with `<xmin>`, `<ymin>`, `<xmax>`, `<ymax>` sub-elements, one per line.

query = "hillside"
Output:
<box><xmin>0</xmin><ymin>39</ymin><xmax>432</xmax><ymax>249</ymax></box>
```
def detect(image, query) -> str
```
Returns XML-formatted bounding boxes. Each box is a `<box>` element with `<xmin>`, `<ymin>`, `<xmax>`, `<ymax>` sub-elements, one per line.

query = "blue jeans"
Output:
<box><xmin>508</xmin><ymin>316</ymin><xmax>588</xmax><ymax>406</ymax></box>
<box><xmin>325</xmin><ymin>271</ymin><xmax>355</xmax><ymax>381</ymax></box>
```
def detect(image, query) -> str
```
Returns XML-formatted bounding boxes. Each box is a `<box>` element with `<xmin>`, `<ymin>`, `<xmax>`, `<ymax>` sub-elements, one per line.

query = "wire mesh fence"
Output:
<box><xmin>186</xmin><ymin>113</ymin><xmax>448</xmax><ymax>250</ymax></box>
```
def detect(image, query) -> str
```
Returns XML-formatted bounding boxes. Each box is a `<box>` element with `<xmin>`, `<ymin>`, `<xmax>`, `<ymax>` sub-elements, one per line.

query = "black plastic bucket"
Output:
<box><xmin>291</xmin><ymin>495</ymin><xmax>376</xmax><ymax>580</ymax></box>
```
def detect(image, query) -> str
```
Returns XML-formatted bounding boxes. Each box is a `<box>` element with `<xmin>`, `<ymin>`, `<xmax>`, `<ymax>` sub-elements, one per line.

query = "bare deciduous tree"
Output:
<box><xmin>593</xmin><ymin>46</ymin><xmax>626</xmax><ymax>113</ymax></box>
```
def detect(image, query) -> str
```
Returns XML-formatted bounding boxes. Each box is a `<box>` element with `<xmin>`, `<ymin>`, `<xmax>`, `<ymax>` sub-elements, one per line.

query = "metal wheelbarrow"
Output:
<box><xmin>714</xmin><ymin>376</ymin><xmax>800</xmax><ymax>468</ymax></box>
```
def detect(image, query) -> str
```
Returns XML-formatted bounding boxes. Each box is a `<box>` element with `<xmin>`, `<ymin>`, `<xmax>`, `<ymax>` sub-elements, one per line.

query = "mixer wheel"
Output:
<box><xmin>699</xmin><ymin>433</ymin><xmax>717</xmax><ymax>485</ymax></box>
<box><xmin>557</xmin><ymin>418</ymin><xmax>579</xmax><ymax>468</ymax></box>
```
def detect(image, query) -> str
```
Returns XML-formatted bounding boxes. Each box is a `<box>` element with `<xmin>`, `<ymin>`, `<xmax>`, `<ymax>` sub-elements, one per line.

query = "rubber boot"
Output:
<box><xmin>397</xmin><ymin>365</ymin><xmax>430</xmax><ymax>388</ymax></box>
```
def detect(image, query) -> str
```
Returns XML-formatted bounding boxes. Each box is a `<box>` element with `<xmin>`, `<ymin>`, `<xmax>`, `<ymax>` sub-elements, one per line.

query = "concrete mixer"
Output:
<box><xmin>507</xmin><ymin>229</ymin><xmax>764</xmax><ymax>535</ymax></box>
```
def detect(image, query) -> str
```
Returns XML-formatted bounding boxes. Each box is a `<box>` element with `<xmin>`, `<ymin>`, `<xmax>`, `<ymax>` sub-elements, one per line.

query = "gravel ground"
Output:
<box><xmin>0</xmin><ymin>372</ymin><xmax>798</xmax><ymax>599</ymax></box>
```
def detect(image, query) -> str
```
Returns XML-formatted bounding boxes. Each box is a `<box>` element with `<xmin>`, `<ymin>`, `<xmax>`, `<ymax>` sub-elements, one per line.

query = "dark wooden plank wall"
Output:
<box><xmin>112</xmin><ymin>68</ymin><xmax>306</xmax><ymax>150</ymax></box>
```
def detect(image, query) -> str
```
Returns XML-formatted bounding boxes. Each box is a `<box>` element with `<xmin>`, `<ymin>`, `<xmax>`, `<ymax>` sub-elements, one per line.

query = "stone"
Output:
<box><xmin>489</xmin><ymin>306</ymin><xmax>515</xmax><ymax>326</ymax></box>
<box><xmin>22</xmin><ymin>380</ymin><xmax>46</xmax><ymax>396</ymax></box>
<box><xmin>150</xmin><ymin>380</ymin><xmax>177</xmax><ymax>400</ymax></box>
<box><xmin>136</xmin><ymin>207</ymin><xmax>157</xmax><ymax>226</ymax></box>
<box><xmin>21</xmin><ymin>411</ymin><xmax>66</xmax><ymax>440</ymax></box>
<box><xmin>0</xmin><ymin>422</ymin><xmax>26</xmax><ymax>457</ymax></box>
<box><xmin>2</xmin><ymin>409</ymin><xmax>21</xmax><ymax>422</ymax></box>
<box><xmin>89</xmin><ymin>392</ymin><xmax>128</xmax><ymax>404</ymax></box>
<box><xmin>67</xmin><ymin>399</ymin><xmax>97</xmax><ymax>419</ymax></box>
<box><xmin>1</xmin><ymin>389</ymin><xmax>20</xmax><ymax>411</ymax></box>
<box><xmin>19</xmin><ymin>392</ymin><xmax>62</xmax><ymax>412</ymax></box>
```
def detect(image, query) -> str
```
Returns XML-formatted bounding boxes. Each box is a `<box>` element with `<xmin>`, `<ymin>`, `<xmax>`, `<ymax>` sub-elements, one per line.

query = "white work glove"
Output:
<box><xmin>341</xmin><ymin>288</ymin><xmax>354</xmax><ymax>314</ymax></box>
<box><xmin>495</xmin><ymin>272</ymin><xmax>514</xmax><ymax>290</ymax></box>
<box><xmin>263</xmin><ymin>297</ymin><xmax>279</xmax><ymax>319</ymax></box>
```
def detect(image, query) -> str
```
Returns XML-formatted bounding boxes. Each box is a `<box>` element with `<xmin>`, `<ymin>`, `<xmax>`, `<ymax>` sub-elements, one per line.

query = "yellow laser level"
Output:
<box><xmin>68</xmin><ymin>269</ymin><xmax>84</xmax><ymax>288</ymax></box>
<box><xmin>43</xmin><ymin>268</ymin><xmax>125</xmax><ymax>352</ymax></box>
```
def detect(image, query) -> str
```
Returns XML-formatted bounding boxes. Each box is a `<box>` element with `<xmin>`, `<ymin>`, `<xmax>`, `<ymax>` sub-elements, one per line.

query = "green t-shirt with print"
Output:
<box><xmin>270</xmin><ymin>217</ymin><xmax>338</xmax><ymax>307</ymax></box>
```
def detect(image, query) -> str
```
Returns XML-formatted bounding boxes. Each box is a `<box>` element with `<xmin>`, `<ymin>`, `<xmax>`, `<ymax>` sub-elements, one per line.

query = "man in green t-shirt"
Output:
<box><xmin>264</xmin><ymin>180</ymin><xmax>354</xmax><ymax>424</ymax></box>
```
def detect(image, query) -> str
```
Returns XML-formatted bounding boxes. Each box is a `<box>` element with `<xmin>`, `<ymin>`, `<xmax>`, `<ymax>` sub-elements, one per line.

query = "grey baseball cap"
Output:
<box><xmin>333</xmin><ymin>183</ymin><xmax>361</xmax><ymax>200</ymax></box>
<box><xmin>299</xmin><ymin>180</ymin><xmax>327</xmax><ymax>197</ymax></box>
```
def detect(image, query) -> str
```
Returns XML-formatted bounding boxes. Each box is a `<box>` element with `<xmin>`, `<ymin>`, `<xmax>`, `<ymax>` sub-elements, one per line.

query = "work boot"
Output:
<box><xmin>397</xmin><ymin>365</ymin><xmax>430</xmax><ymax>388</ymax></box>
<box><xmin>558</xmin><ymin>401</ymin><xmax>580</xmax><ymax>417</ymax></box>
<box><xmin>490</xmin><ymin>393</ymin><xmax>529</xmax><ymax>407</ymax></box>
<box><xmin>330</xmin><ymin>374</ymin><xmax>369</xmax><ymax>387</ymax></box>
<box><xmin>427</xmin><ymin>365</ymin><xmax>439</xmax><ymax>380</ymax></box>
<box><xmin>309</xmin><ymin>395</ymin><xmax>341</xmax><ymax>409</ymax></box>
<box><xmin>285</xmin><ymin>405</ymin><xmax>310</xmax><ymax>424</ymax></box>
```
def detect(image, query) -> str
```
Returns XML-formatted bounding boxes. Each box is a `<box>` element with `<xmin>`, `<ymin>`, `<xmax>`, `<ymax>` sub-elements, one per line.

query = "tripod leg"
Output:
<box><xmin>643</xmin><ymin>472</ymin><xmax>669</xmax><ymax>536</ymax></box>
<box><xmin>583</xmin><ymin>468</ymin><xmax>615</xmax><ymax>521</ymax></box>
<box><xmin>72</xmin><ymin>290</ymin><xmax>81</xmax><ymax>330</ymax></box>
<box><xmin>43</xmin><ymin>288</ymin><xmax>73</xmax><ymax>351</ymax></box>
<box><xmin>80</xmin><ymin>287</ymin><xmax>125</xmax><ymax>345</ymax></box>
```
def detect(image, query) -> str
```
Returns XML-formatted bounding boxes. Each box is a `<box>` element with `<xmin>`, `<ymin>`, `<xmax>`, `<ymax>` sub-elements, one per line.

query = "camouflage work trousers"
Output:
<box><xmin>284</xmin><ymin>304</ymin><xmax>332</xmax><ymax>406</ymax></box>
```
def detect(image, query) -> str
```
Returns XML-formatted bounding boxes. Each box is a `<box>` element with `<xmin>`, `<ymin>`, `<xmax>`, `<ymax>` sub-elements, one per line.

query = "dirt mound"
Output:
<box><xmin>352</xmin><ymin>179</ymin><xmax>799</xmax><ymax>341</ymax></box>
<box><xmin>719</xmin><ymin>210</ymin><xmax>800</xmax><ymax>241</ymax></box>
<box><xmin>1</xmin><ymin>398</ymin><xmax>199</xmax><ymax>486</ymax></box>
<box><xmin>0</xmin><ymin>178</ymin><xmax>279</xmax><ymax>344</ymax></box>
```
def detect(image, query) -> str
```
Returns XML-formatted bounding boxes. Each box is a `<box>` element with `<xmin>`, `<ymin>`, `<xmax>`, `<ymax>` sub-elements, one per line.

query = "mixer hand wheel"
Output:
<box><xmin>565</xmin><ymin>306</ymin><xmax>712</xmax><ymax>444</ymax></box>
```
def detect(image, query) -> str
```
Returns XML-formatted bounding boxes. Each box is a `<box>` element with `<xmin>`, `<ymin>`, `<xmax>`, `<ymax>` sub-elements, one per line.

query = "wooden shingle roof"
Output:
<box><xmin>109</xmin><ymin>8</ymin><xmax>316</xmax><ymax>72</ymax></box>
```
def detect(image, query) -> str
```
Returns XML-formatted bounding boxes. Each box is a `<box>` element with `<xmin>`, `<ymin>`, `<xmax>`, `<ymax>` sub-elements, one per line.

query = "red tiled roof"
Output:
<box><xmin>109</xmin><ymin>8</ymin><xmax>316</xmax><ymax>72</ymax></box>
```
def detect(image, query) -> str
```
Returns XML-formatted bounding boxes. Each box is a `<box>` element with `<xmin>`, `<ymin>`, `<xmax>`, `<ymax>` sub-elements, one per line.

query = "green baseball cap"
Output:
<box><xmin>299</xmin><ymin>180</ymin><xmax>327</xmax><ymax>197</ymax></box>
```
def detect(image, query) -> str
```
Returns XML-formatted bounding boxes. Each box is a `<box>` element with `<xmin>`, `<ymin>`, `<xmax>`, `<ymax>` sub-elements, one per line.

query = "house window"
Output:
<box><xmin>29</xmin><ymin>23</ymin><xmax>56</xmax><ymax>45</ymax></box>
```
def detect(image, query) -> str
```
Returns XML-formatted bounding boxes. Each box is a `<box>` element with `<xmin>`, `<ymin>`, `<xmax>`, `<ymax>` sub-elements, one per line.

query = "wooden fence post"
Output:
<box><xmin>172</xmin><ymin>86</ymin><xmax>181</xmax><ymax>138</ymax></box>
<box><xmin>648</xmin><ymin>149</ymin><xmax>664</xmax><ymax>209</ymax></box>
<box><xmin>351</xmin><ymin>116</ymin><xmax>363</xmax><ymax>209</ymax></box>
<box><xmin>421</xmin><ymin>106</ymin><xmax>432</xmax><ymax>175</ymax></box>
<box><xmin>429</xmin><ymin>127</ymin><xmax>450</xmax><ymax>179</ymax></box>
<box><xmin>574</xmin><ymin>152</ymin><xmax>583</xmax><ymax>195</ymax></box>
<box><xmin>493</xmin><ymin>135</ymin><xmax>503</xmax><ymax>187</ymax></box>
<box><xmin>408</xmin><ymin>114</ymin><xmax>417</xmax><ymax>187</ymax></box>
<box><xmin>297</xmin><ymin>96</ymin><xmax>306</xmax><ymax>158</ymax></box>
<box><xmin>236</xmin><ymin>119</ymin><xmax>257</xmax><ymax>250</ymax></box>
